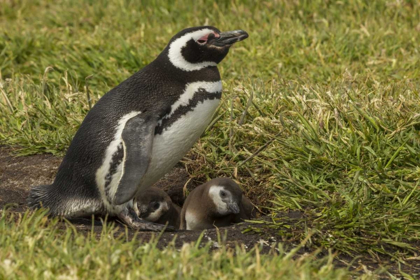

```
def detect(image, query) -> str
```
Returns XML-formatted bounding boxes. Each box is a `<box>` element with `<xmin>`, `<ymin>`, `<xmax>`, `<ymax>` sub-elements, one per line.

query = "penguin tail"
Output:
<box><xmin>27</xmin><ymin>184</ymin><xmax>103</xmax><ymax>218</ymax></box>
<box><xmin>27</xmin><ymin>184</ymin><xmax>56</xmax><ymax>213</ymax></box>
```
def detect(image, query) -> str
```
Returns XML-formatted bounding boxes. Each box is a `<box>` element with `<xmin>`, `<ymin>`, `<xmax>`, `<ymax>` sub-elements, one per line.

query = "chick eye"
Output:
<box><xmin>220</xmin><ymin>191</ymin><xmax>227</xmax><ymax>198</ymax></box>
<box><xmin>152</xmin><ymin>202</ymin><xmax>160</xmax><ymax>210</ymax></box>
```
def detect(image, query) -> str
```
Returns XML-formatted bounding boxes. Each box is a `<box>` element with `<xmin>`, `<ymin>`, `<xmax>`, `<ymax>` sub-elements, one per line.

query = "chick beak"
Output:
<box><xmin>228</xmin><ymin>202</ymin><xmax>240</xmax><ymax>214</ymax></box>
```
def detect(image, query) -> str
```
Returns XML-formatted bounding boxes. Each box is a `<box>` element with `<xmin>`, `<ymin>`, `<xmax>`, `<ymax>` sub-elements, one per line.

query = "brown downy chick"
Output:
<box><xmin>180</xmin><ymin>178</ymin><xmax>255</xmax><ymax>230</ymax></box>
<box><xmin>134</xmin><ymin>187</ymin><xmax>181</xmax><ymax>228</ymax></box>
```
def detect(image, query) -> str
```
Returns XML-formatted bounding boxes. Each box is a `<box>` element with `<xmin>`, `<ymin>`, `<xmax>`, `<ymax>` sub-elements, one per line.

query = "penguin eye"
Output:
<box><xmin>152</xmin><ymin>202</ymin><xmax>160</xmax><ymax>210</ymax></box>
<box><xmin>197</xmin><ymin>34</ymin><xmax>210</xmax><ymax>45</ymax></box>
<box><xmin>220</xmin><ymin>191</ymin><xmax>227</xmax><ymax>198</ymax></box>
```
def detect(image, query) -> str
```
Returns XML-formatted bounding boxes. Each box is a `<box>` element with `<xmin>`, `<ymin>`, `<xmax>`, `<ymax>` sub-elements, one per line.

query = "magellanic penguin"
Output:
<box><xmin>134</xmin><ymin>187</ymin><xmax>181</xmax><ymax>228</ymax></box>
<box><xmin>27</xmin><ymin>26</ymin><xmax>248</xmax><ymax>231</ymax></box>
<box><xmin>180</xmin><ymin>178</ymin><xmax>256</xmax><ymax>230</ymax></box>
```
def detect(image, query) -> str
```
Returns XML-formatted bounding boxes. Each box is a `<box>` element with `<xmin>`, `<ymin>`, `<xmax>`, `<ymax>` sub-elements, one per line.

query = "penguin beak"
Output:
<box><xmin>138</xmin><ymin>205</ymin><xmax>148</xmax><ymax>218</ymax></box>
<box><xmin>212</xmin><ymin>30</ymin><xmax>249</xmax><ymax>47</ymax></box>
<box><xmin>228</xmin><ymin>202</ymin><xmax>240</xmax><ymax>214</ymax></box>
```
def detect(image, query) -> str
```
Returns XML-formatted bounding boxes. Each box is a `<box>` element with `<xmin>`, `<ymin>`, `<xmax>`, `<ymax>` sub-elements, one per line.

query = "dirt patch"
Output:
<box><xmin>0</xmin><ymin>146</ymin><xmax>196</xmax><ymax>212</ymax></box>
<box><xmin>0</xmin><ymin>146</ymin><xmax>418</xmax><ymax>278</ymax></box>
<box><xmin>0</xmin><ymin>145</ymin><xmax>280</xmax><ymax>254</ymax></box>
<box><xmin>0</xmin><ymin>146</ymin><xmax>62</xmax><ymax>212</ymax></box>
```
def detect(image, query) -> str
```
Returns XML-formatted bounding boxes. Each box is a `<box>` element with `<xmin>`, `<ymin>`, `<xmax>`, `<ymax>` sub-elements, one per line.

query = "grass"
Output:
<box><xmin>1</xmin><ymin>0</ymin><xmax>420</xmax><ymax>278</ymax></box>
<box><xmin>0</xmin><ymin>210</ymin><xmax>350</xmax><ymax>280</ymax></box>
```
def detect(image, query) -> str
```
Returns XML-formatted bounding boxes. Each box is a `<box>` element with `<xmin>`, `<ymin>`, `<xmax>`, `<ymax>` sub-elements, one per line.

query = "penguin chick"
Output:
<box><xmin>27</xmin><ymin>26</ymin><xmax>248</xmax><ymax>231</ymax></box>
<box><xmin>180</xmin><ymin>178</ymin><xmax>255</xmax><ymax>230</ymax></box>
<box><xmin>134</xmin><ymin>187</ymin><xmax>181</xmax><ymax>228</ymax></box>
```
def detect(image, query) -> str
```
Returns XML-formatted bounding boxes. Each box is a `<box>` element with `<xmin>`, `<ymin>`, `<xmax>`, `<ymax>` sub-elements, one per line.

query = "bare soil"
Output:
<box><xmin>0</xmin><ymin>145</ymin><xmax>282</xmax><ymax>253</ymax></box>
<box><xmin>0</xmin><ymin>145</ymin><xmax>418</xmax><ymax>278</ymax></box>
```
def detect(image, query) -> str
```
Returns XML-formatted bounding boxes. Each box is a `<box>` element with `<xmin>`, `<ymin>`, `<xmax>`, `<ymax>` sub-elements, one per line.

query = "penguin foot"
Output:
<box><xmin>118</xmin><ymin>207</ymin><xmax>175</xmax><ymax>232</ymax></box>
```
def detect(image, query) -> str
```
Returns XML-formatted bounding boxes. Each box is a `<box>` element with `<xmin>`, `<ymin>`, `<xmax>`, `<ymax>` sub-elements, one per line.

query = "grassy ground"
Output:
<box><xmin>0</xmin><ymin>210</ymin><xmax>351</xmax><ymax>280</ymax></box>
<box><xmin>1</xmin><ymin>0</ymin><xmax>420</xmax><ymax>278</ymax></box>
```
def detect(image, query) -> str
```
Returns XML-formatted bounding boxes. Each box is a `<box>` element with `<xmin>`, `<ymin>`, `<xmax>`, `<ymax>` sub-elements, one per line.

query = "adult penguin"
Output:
<box><xmin>28</xmin><ymin>26</ymin><xmax>248</xmax><ymax>231</ymax></box>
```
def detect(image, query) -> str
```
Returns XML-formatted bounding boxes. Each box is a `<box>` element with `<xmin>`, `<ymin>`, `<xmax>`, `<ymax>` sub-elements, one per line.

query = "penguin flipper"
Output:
<box><xmin>114</xmin><ymin>114</ymin><xmax>156</xmax><ymax>205</ymax></box>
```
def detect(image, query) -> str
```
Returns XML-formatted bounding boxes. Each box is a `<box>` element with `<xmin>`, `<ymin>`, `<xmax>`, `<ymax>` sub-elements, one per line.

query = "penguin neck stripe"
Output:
<box><xmin>168</xmin><ymin>81</ymin><xmax>222</xmax><ymax>119</ymax></box>
<box><xmin>168</xmin><ymin>29</ymin><xmax>218</xmax><ymax>71</ymax></box>
<box><xmin>155</xmin><ymin>81</ymin><xmax>222</xmax><ymax>134</ymax></box>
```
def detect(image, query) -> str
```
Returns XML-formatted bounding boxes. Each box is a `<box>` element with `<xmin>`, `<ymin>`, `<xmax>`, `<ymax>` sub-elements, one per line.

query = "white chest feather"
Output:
<box><xmin>139</xmin><ymin>81</ymin><xmax>222</xmax><ymax>189</ymax></box>
<box><xmin>185</xmin><ymin>210</ymin><xmax>201</xmax><ymax>230</ymax></box>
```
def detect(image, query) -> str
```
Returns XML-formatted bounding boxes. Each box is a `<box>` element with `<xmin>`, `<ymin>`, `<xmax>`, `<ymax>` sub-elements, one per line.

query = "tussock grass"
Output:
<box><xmin>190</xmin><ymin>76</ymin><xmax>420</xmax><ymax>267</ymax></box>
<box><xmin>1</xmin><ymin>0</ymin><xmax>420</xmax><ymax>278</ymax></box>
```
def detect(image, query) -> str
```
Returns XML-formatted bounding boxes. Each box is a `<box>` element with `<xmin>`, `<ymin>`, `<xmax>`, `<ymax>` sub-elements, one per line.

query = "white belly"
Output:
<box><xmin>139</xmin><ymin>98</ymin><xmax>220</xmax><ymax>189</ymax></box>
<box><xmin>96</xmin><ymin>81</ymin><xmax>222</xmax><ymax>213</ymax></box>
<box><xmin>185</xmin><ymin>210</ymin><xmax>201</xmax><ymax>230</ymax></box>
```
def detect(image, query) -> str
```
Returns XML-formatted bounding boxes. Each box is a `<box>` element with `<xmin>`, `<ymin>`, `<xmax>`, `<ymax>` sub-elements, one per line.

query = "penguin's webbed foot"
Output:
<box><xmin>118</xmin><ymin>207</ymin><xmax>175</xmax><ymax>232</ymax></box>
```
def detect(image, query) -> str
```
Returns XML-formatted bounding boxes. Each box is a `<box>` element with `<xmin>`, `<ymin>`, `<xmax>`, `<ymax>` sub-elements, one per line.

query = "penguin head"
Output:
<box><xmin>167</xmin><ymin>26</ymin><xmax>248</xmax><ymax>71</ymax></box>
<box><xmin>207</xmin><ymin>178</ymin><xmax>242</xmax><ymax>216</ymax></box>
<box><xmin>134</xmin><ymin>188</ymin><xmax>172</xmax><ymax>222</ymax></box>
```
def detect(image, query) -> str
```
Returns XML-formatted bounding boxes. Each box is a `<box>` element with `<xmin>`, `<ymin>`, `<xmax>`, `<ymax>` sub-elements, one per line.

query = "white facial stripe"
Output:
<box><xmin>133</xmin><ymin>201</ymin><xmax>140</xmax><ymax>217</ymax></box>
<box><xmin>168</xmin><ymin>28</ymin><xmax>218</xmax><ymax>71</ymax></box>
<box><xmin>145</xmin><ymin>201</ymin><xmax>168</xmax><ymax>222</ymax></box>
<box><xmin>165</xmin><ymin>81</ymin><xmax>222</xmax><ymax>120</ymax></box>
<box><xmin>95</xmin><ymin>111</ymin><xmax>141</xmax><ymax>211</ymax></box>
<box><xmin>208</xmin><ymin>185</ymin><xmax>229</xmax><ymax>215</ymax></box>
